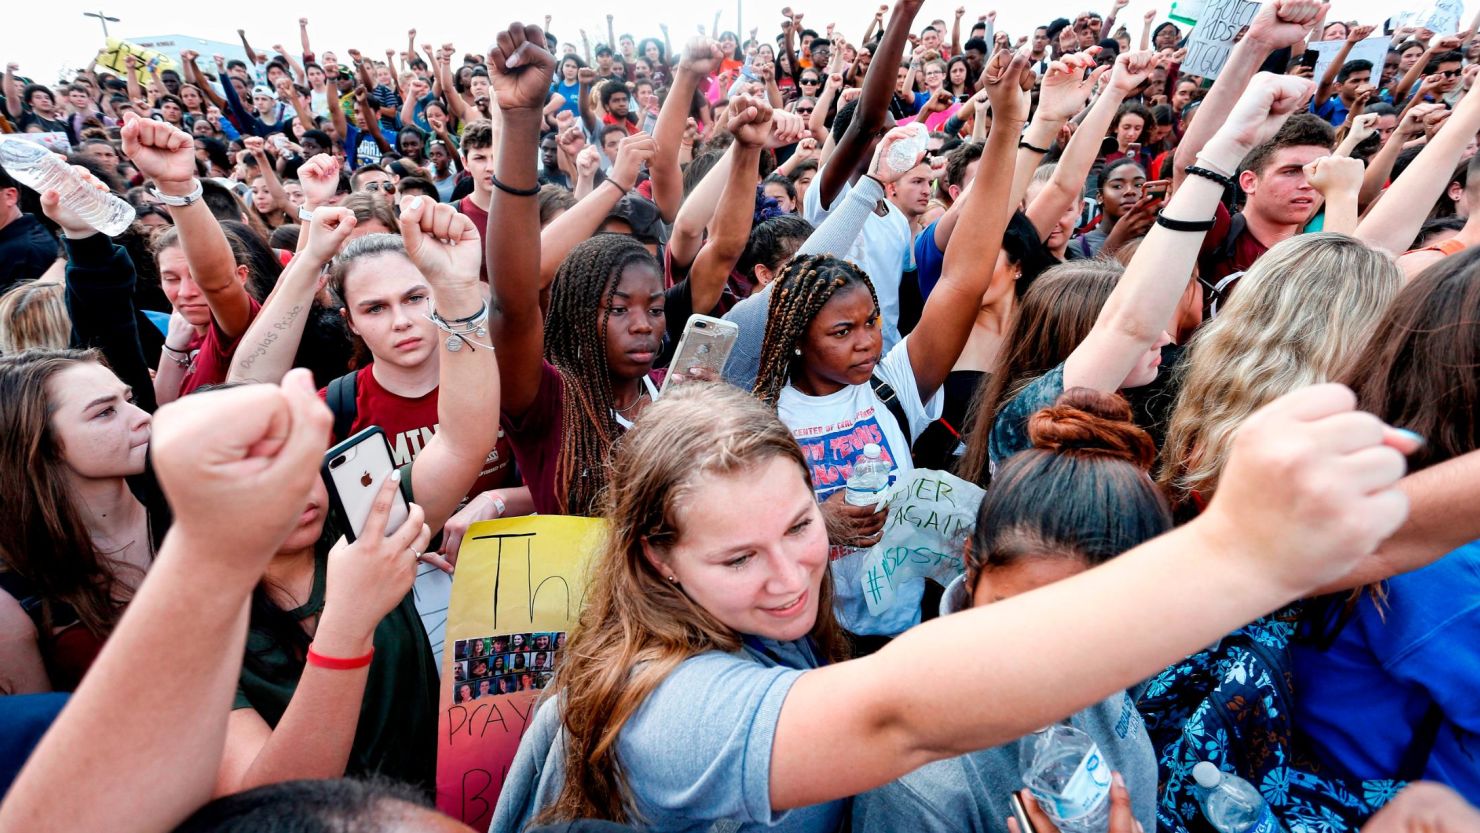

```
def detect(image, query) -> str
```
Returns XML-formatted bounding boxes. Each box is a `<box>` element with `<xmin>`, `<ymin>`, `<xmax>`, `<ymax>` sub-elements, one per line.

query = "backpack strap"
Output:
<box><xmin>1396</xmin><ymin>702</ymin><xmax>1446</xmax><ymax>782</ymax></box>
<box><xmin>869</xmin><ymin>374</ymin><xmax>911</xmax><ymax>443</ymax></box>
<box><xmin>326</xmin><ymin>371</ymin><xmax>358</xmax><ymax>442</ymax></box>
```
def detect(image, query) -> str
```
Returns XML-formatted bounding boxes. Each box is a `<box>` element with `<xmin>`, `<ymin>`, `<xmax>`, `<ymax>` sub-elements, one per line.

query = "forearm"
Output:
<box><xmin>0</xmin><ymin>531</ymin><xmax>255</xmax><ymax>833</ymax></box>
<box><xmin>63</xmin><ymin>234</ymin><xmax>157</xmax><ymax>413</ymax></box>
<box><xmin>153</xmin><ymin>353</ymin><xmax>187</xmax><ymax>405</ymax></box>
<box><xmin>231</xmin><ymin>619</ymin><xmax>370</xmax><ymax>791</ymax></box>
<box><xmin>1172</xmin><ymin>40</ymin><xmax>1270</xmax><ymax>187</ymax></box>
<box><xmin>1358</xmin><ymin>91</ymin><xmax>1480</xmax><ymax>253</ymax></box>
<box><xmin>541</xmin><ymin>179</ymin><xmax>624</xmax><ymax>284</ymax></box>
<box><xmin>488</xmin><ymin>108</ymin><xmax>545</xmax><ymax>343</ymax></box>
<box><xmin>1391</xmin><ymin>57</ymin><xmax>1430</xmax><ymax>108</ymax></box>
<box><xmin>1318</xmin><ymin>451</ymin><xmax>1480</xmax><ymax>595</ymax></box>
<box><xmin>1318</xmin><ymin>187</ymin><xmax>1359</xmax><ymax>234</ymax></box>
<box><xmin>799</xmin><ymin>175</ymin><xmax>885</xmax><ymax>258</ymax></box>
<box><xmin>1030</xmin><ymin>89</ymin><xmax>1125</xmax><ymax>236</ymax></box>
<box><xmin>809</xmin><ymin>84</ymin><xmax>838</xmax><ymax>139</ymax></box>
<box><xmin>690</xmin><ymin>144</ymin><xmax>761</xmax><ymax>313</ymax></box>
<box><xmin>1013</xmin><ymin>112</ymin><xmax>1067</xmax><ymax>212</ymax></box>
<box><xmin>652</xmin><ymin>68</ymin><xmax>701</xmax><ymax>222</ymax></box>
<box><xmin>419</xmin><ymin>280</ymin><xmax>498</xmax><ymax>533</ymax></box>
<box><xmin>671</xmin><ymin>146</ymin><xmax>737</xmax><ymax>267</ymax></box>
<box><xmin>299</xmin><ymin>23</ymin><xmax>312</xmax><ymax>57</ymax></box>
<box><xmin>239</xmin><ymin>32</ymin><xmax>259</xmax><ymax>66</ymax></box>
<box><xmin>1358</xmin><ymin>132</ymin><xmax>1407</xmax><ymax>209</ymax></box>
<box><xmin>1315</xmin><ymin>43</ymin><xmax>1354</xmax><ymax>103</ymax></box>
<box><xmin>228</xmin><ymin>260</ymin><xmax>320</xmax><ymax>384</ymax></box>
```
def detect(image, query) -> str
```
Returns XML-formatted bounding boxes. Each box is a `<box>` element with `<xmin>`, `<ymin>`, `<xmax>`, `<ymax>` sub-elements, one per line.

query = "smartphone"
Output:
<box><xmin>1144</xmin><ymin>179</ymin><xmax>1170</xmax><ymax>200</ymax></box>
<box><xmin>659</xmin><ymin>315</ymin><xmax>739</xmax><ymax>397</ymax></box>
<box><xmin>1126</xmin><ymin>142</ymin><xmax>1142</xmax><ymax>158</ymax></box>
<box><xmin>1009</xmin><ymin>792</ymin><xmax>1037</xmax><ymax>833</ymax></box>
<box><xmin>1300</xmin><ymin>48</ymin><xmax>1320</xmax><ymax>69</ymax></box>
<box><xmin>322</xmin><ymin>427</ymin><xmax>409</xmax><ymax>543</ymax></box>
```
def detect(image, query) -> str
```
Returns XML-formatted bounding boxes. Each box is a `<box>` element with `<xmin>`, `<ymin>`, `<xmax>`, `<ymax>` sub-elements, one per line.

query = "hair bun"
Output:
<box><xmin>1027</xmin><ymin>387</ymin><xmax>1157</xmax><ymax>471</ymax></box>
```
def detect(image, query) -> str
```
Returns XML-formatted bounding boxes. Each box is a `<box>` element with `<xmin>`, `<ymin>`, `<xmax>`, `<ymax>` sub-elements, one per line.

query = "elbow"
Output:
<box><xmin>1103</xmin><ymin>305</ymin><xmax>1165</xmax><ymax>347</ymax></box>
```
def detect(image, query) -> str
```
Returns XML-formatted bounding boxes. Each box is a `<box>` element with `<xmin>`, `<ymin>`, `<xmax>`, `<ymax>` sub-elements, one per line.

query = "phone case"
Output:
<box><xmin>659</xmin><ymin>315</ymin><xmax>739</xmax><ymax>397</ymax></box>
<box><xmin>321</xmin><ymin>427</ymin><xmax>410</xmax><ymax>543</ymax></box>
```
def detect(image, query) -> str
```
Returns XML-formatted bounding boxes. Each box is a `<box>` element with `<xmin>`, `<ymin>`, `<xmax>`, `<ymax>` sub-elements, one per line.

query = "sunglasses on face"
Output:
<box><xmin>801</xmin><ymin>78</ymin><xmax>820</xmax><ymax>85</ymax></box>
<box><xmin>1438</xmin><ymin>69</ymin><xmax>1462</xmax><ymax>78</ymax></box>
<box><xmin>362</xmin><ymin>182</ymin><xmax>396</xmax><ymax>193</ymax></box>
<box><xmin>797</xmin><ymin>107</ymin><xmax>815</xmax><ymax>115</ymax></box>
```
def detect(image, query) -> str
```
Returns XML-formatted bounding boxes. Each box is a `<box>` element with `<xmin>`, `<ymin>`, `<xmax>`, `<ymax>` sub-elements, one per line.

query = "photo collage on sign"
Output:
<box><xmin>451</xmin><ymin>631</ymin><xmax>565</xmax><ymax>703</ymax></box>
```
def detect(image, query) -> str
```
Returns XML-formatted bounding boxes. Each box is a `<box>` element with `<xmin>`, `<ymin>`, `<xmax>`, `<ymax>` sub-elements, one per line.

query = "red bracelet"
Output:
<box><xmin>306</xmin><ymin>645</ymin><xmax>375</xmax><ymax>670</ymax></box>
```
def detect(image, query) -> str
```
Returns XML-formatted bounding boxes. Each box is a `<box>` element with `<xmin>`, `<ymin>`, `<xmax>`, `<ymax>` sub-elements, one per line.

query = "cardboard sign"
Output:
<box><xmin>94</xmin><ymin>38</ymin><xmax>177</xmax><ymax>84</ymax></box>
<box><xmin>435</xmin><ymin>515</ymin><xmax>605</xmax><ymax>832</ymax></box>
<box><xmin>1393</xmin><ymin>0</ymin><xmax>1464</xmax><ymax>36</ymax></box>
<box><xmin>1181</xmin><ymin>0</ymin><xmax>1262</xmax><ymax>79</ymax></box>
<box><xmin>857</xmin><ymin>469</ymin><xmax>983</xmax><ymax>616</ymax></box>
<box><xmin>1310</xmin><ymin>35</ymin><xmax>1389</xmax><ymax>90</ymax></box>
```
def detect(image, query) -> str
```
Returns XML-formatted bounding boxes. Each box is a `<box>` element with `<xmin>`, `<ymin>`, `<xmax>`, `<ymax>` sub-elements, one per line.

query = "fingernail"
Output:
<box><xmin>408</xmin><ymin>195</ymin><xmax>424</xmax><ymax>211</ymax></box>
<box><xmin>1393</xmin><ymin>428</ymin><xmax>1426</xmax><ymax>449</ymax></box>
<box><xmin>391</xmin><ymin>469</ymin><xmax>402</xmax><ymax>482</ymax></box>
<box><xmin>1113</xmin><ymin>771</ymin><xmax>1126</xmax><ymax>789</ymax></box>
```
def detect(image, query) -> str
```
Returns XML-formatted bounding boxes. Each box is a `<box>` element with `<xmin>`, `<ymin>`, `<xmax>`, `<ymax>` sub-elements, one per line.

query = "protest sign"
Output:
<box><xmin>94</xmin><ymin>38</ymin><xmax>177</xmax><ymax>84</ymax></box>
<box><xmin>1310</xmin><ymin>35</ymin><xmax>1389</xmax><ymax>91</ymax></box>
<box><xmin>435</xmin><ymin>515</ymin><xmax>605</xmax><ymax>832</ymax></box>
<box><xmin>856</xmin><ymin>469</ymin><xmax>983</xmax><ymax>616</ymax></box>
<box><xmin>1393</xmin><ymin>0</ymin><xmax>1464</xmax><ymax>36</ymax></box>
<box><xmin>1169</xmin><ymin>0</ymin><xmax>1209</xmax><ymax>27</ymax></box>
<box><xmin>1181</xmin><ymin>0</ymin><xmax>1261</xmax><ymax>79</ymax></box>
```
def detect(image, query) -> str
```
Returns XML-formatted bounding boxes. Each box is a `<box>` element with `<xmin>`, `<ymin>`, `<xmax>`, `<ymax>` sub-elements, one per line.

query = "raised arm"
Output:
<box><xmin>908</xmin><ymin>49</ymin><xmax>1028</xmax><ymax>401</ymax></box>
<box><xmin>353</xmin><ymin>86</ymin><xmax>392</xmax><ymax>153</ymax></box>
<box><xmin>0</xmin><ymin>375</ymin><xmax>332</xmax><ymax>833</ymax></box>
<box><xmin>1303</xmin><ymin>154</ymin><xmax>1363</xmax><ymax>234</ymax></box>
<box><xmin>1359</xmin><ymin>104</ymin><xmax>1440</xmax><ymax>210</ymax></box>
<box><xmin>4</xmin><ymin>61</ymin><xmax>23</xmax><ymax>116</ymax></box>
<box><xmin>576</xmin><ymin>66</ymin><xmax>598</xmax><ymax>134</ymax></box>
<box><xmin>538</xmin><ymin>133</ymin><xmax>656</xmax><ymax>286</ymax></box>
<box><xmin>1172</xmin><ymin>0</ymin><xmax>1323</xmax><ymax>190</ymax></box>
<box><xmin>820</xmin><ymin>0</ymin><xmax>925</xmax><ymax>208</ymax></box>
<box><xmin>299</xmin><ymin>17</ymin><xmax>313</xmax><ymax>59</ymax></box>
<box><xmin>275</xmin><ymin>45</ymin><xmax>308</xmax><ymax>85</ymax></box>
<box><xmin>770</xmin><ymin>383</ymin><xmax>1413</xmax><ymax>810</ymax></box>
<box><xmin>1028</xmin><ymin>51</ymin><xmax>1149</xmax><ymax>239</ymax></box>
<box><xmin>1103</xmin><ymin>0</ymin><xmax>1128</xmax><ymax>40</ymax></box>
<box><xmin>810</xmin><ymin>70</ymin><xmax>843</xmax><ymax>140</ymax></box>
<box><xmin>486</xmin><ymin>22</ymin><xmax>558</xmax><ymax>419</ymax></box>
<box><xmin>1140</xmin><ymin>9</ymin><xmax>1155</xmax><ymax>51</ymax></box>
<box><xmin>652</xmin><ymin>39</ymin><xmax>722</xmax><ymax>223</ymax></box>
<box><xmin>228</xmin><ymin>205</ymin><xmax>354</xmax><ymax>385</ymax></box>
<box><xmin>1066</xmin><ymin>74</ymin><xmax>1313</xmax><ymax>393</ymax></box>
<box><xmin>1315</xmin><ymin>25</ymin><xmax>1372</xmax><ymax>107</ymax></box>
<box><xmin>686</xmin><ymin>97</ymin><xmax>770</xmax><ymax>315</ymax></box>
<box><xmin>121</xmin><ymin>113</ymin><xmax>254</xmax><ymax>342</ymax></box>
<box><xmin>218</xmin><ymin>64</ymin><xmax>262</xmax><ymax>136</ymax></box>
<box><xmin>951</xmin><ymin>6</ymin><xmax>965</xmax><ymax>56</ymax></box>
<box><xmin>42</xmin><ymin>171</ymin><xmax>157</xmax><ymax>413</ymax></box>
<box><xmin>244</xmin><ymin>137</ymin><xmax>291</xmax><ymax>216</ymax></box>
<box><xmin>238</xmin><ymin>29</ymin><xmax>261</xmax><ymax>68</ymax></box>
<box><xmin>1357</xmin><ymin>81</ymin><xmax>1480</xmax><ymax>254</ymax></box>
<box><xmin>1393</xmin><ymin>35</ymin><xmax>1461</xmax><ymax>106</ymax></box>
<box><xmin>1012</xmin><ymin>52</ymin><xmax>1104</xmax><ymax>221</ymax></box>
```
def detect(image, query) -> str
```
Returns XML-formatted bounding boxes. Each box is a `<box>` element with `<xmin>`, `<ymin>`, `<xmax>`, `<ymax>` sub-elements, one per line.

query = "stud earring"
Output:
<box><xmin>794</xmin><ymin>347</ymin><xmax>802</xmax><ymax>356</ymax></box>
<box><xmin>667</xmin><ymin>575</ymin><xmax>678</xmax><ymax>582</ymax></box>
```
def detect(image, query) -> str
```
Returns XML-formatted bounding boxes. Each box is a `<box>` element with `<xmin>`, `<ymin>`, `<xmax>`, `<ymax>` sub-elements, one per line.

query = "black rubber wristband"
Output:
<box><xmin>1155</xmin><ymin>212</ymin><xmax>1217</xmax><ymax>232</ymax></box>
<box><xmin>1018</xmin><ymin>139</ymin><xmax>1051</xmax><ymax>154</ymax></box>
<box><xmin>1184</xmin><ymin>164</ymin><xmax>1235</xmax><ymax>190</ymax></box>
<box><xmin>490</xmin><ymin>172</ymin><xmax>540</xmax><ymax>197</ymax></box>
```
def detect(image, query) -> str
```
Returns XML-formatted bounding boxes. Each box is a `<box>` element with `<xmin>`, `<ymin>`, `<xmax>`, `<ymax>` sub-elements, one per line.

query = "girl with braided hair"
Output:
<box><xmin>749</xmin><ymin>48</ymin><xmax>1032</xmax><ymax>641</ymax></box>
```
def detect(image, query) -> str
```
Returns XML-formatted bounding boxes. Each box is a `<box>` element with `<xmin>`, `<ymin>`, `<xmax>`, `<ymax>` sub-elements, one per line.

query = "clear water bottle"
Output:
<box><xmin>0</xmin><ymin>137</ymin><xmax>135</xmax><ymax>236</ymax></box>
<box><xmin>1019</xmin><ymin>724</ymin><xmax>1113</xmax><ymax>833</ymax></box>
<box><xmin>1192</xmin><ymin>762</ymin><xmax>1285</xmax><ymax>833</ymax></box>
<box><xmin>886</xmin><ymin>123</ymin><xmax>929</xmax><ymax>174</ymax></box>
<box><xmin>844</xmin><ymin>443</ymin><xmax>892</xmax><ymax>507</ymax></box>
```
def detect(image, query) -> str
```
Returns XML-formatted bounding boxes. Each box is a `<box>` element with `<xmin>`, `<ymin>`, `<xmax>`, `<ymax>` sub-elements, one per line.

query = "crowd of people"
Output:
<box><xmin>2</xmin><ymin>1</ymin><xmax>1480</xmax><ymax>831</ymax></box>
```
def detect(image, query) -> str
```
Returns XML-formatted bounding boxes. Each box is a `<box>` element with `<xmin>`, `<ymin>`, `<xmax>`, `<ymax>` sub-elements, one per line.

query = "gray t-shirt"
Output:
<box><xmin>850</xmin><ymin>575</ymin><xmax>1157</xmax><ymax>833</ymax></box>
<box><xmin>491</xmin><ymin>638</ymin><xmax>844</xmax><ymax>833</ymax></box>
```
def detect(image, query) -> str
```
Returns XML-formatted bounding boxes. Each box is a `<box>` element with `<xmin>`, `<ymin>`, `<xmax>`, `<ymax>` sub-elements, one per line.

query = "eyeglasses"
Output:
<box><xmin>362</xmin><ymin>182</ymin><xmax>396</xmax><ymax>193</ymax></box>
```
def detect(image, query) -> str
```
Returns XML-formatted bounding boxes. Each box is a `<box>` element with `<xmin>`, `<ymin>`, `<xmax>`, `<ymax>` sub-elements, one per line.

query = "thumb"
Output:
<box><xmin>40</xmin><ymin>190</ymin><xmax>61</xmax><ymax>212</ymax></box>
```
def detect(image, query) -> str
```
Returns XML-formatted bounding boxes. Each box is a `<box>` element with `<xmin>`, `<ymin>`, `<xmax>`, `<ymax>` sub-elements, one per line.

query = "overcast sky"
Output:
<box><xmin>9</xmin><ymin>0</ymin><xmax>1466</xmax><ymax>83</ymax></box>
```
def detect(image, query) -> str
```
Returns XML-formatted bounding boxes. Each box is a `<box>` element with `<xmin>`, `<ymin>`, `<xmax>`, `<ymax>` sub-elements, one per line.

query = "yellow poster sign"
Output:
<box><xmin>95</xmin><ymin>38</ymin><xmax>177</xmax><ymax>84</ymax></box>
<box><xmin>435</xmin><ymin>515</ymin><xmax>605</xmax><ymax>830</ymax></box>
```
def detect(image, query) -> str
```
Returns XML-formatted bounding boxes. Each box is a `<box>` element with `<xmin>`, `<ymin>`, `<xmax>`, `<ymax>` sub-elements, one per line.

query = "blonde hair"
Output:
<box><xmin>0</xmin><ymin>281</ymin><xmax>70</xmax><ymax>354</ymax></box>
<box><xmin>542</xmin><ymin>383</ymin><xmax>845</xmax><ymax>824</ymax></box>
<box><xmin>1159</xmin><ymin>233</ymin><xmax>1400</xmax><ymax>505</ymax></box>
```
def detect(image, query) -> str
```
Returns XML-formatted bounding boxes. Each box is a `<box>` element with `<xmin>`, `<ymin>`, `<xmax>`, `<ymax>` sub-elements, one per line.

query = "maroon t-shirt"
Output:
<box><xmin>1198</xmin><ymin>202</ymin><xmax>1273</xmax><ymax>299</ymax></box>
<box><xmin>457</xmin><ymin>194</ymin><xmax>491</xmax><ymax>283</ymax></box>
<box><xmin>319</xmin><ymin>365</ymin><xmax>518</xmax><ymax>500</ymax></box>
<box><xmin>178</xmin><ymin>296</ymin><xmax>262</xmax><ymax>396</ymax></box>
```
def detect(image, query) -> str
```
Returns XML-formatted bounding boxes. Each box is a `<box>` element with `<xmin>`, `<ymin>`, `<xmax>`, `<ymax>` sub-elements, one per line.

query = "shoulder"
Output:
<box><xmin>0</xmin><ymin>586</ymin><xmax>39</xmax><ymax>640</ymax></box>
<box><xmin>624</xmin><ymin>650</ymin><xmax>802</xmax><ymax>743</ymax></box>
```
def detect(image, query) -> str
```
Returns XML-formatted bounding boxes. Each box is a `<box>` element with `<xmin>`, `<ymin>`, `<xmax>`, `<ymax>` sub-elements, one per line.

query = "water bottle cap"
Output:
<box><xmin>863</xmin><ymin>443</ymin><xmax>882</xmax><ymax>459</ymax></box>
<box><xmin>1192</xmin><ymin>762</ymin><xmax>1223</xmax><ymax>789</ymax></box>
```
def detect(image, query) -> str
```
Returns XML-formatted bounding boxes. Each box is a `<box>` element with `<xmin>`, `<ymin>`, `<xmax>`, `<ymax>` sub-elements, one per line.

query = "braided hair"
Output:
<box><xmin>545</xmin><ymin>234</ymin><xmax>662</xmax><ymax>515</ymax></box>
<box><xmin>752</xmin><ymin>253</ymin><xmax>880</xmax><ymax>408</ymax></box>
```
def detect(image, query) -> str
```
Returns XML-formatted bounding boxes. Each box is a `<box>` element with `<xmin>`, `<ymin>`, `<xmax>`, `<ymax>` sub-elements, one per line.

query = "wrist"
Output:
<box><xmin>154</xmin><ymin>178</ymin><xmax>199</xmax><ymax>198</ymax></box>
<box><xmin>313</xmin><ymin>611</ymin><xmax>375</xmax><ymax>657</ymax></box>
<box><xmin>61</xmin><ymin>225</ymin><xmax>99</xmax><ymax>240</ymax></box>
<box><xmin>1194</xmin><ymin>142</ymin><xmax>1244</xmax><ymax>177</ymax></box>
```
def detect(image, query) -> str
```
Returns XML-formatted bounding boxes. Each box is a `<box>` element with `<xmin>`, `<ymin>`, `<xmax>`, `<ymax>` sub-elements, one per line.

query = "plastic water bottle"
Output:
<box><xmin>0</xmin><ymin>137</ymin><xmax>135</xmax><ymax>236</ymax></box>
<box><xmin>844</xmin><ymin>443</ymin><xmax>892</xmax><ymax>507</ymax></box>
<box><xmin>1019</xmin><ymin>724</ymin><xmax>1113</xmax><ymax>833</ymax></box>
<box><xmin>886</xmin><ymin>123</ymin><xmax>929</xmax><ymax>174</ymax></box>
<box><xmin>1192</xmin><ymin>762</ymin><xmax>1286</xmax><ymax>833</ymax></box>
